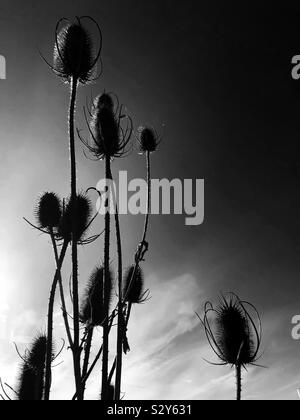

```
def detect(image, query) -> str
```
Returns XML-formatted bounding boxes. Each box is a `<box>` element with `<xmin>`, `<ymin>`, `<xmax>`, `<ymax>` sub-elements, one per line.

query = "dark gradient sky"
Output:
<box><xmin>1</xmin><ymin>0</ymin><xmax>300</xmax><ymax>400</ymax></box>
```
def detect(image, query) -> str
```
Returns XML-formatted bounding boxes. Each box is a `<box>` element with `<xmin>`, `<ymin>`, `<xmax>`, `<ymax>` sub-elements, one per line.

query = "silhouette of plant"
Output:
<box><xmin>197</xmin><ymin>293</ymin><xmax>262</xmax><ymax>400</ymax></box>
<box><xmin>108</xmin><ymin>127</ymin><xmax>158</xmax><ymax>400</ymax></box>
<box><xmin>48</xmin><ymin>17</ymin><xmax>102</xmax><ymax>399</ymax></box>
<box><xmin>14</xmin><ymin>15</ymin><xmax>158</xmax><ymax>401</ymax></box>
<box><xmin>16</xmin><ymin>335</ymin><xmax>52</xmax><ymax>401</ymax></box>
<box><xmin>79</xmin><ymin>92</ymin><xmax>133</xmax><ymax>400</ymax></box>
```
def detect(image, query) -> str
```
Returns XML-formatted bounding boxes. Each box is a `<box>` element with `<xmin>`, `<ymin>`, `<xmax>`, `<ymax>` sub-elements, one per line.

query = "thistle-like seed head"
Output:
<box><xmin>58</xmin><ymin>193</ymin><xmax>92</xmax><ymax>243</ymax></box>
<box><xmin>16</xmin><ymin>334</ymin><xmax>50</xmax><ymax>401</ymax></box>
<box><xmin>17</xmin><ymin>364</ymin><xmax>40</xmax><ymax>401</ymax></box>
<box><xmin>79</xmin><ymin>93</ymin><xmax>132</xmax><ymax>160</ymax></box>
<box><xmin>96</xmin><ymin>92</ymin><xmax>114</xmax><ymax>110</ymax></box>
<box><xmin>200</xmin><ymin>294</ymin><xmax>262</xmax><ymax>368</ymax></box>
<box><xmin>123</xmin><ymin>266</ymin><xmax>145</xmax><ymax>304</ymax></box>
<box><xmin>35</xmin><ymin>192</ymin><xmax>62</xmax><ymax>230</ymax></box>
<box><xmin>80</xmin><ymin>266</ymin><xmax>113</xmax><ymax>327</ymax></box>
<box><xmin>26</xmin><ymin>335</ymin><xmax>48</xmax><ymax>371</ymax></box>
<box><xmin>138</xmin><ymin>126</ymin><xmax>160</xmax><ymax>154</ymax></box>
<box><xmin>53</xmin><ymin>16</ymin><xmax>102</xmax><ymax>84</ymax></box>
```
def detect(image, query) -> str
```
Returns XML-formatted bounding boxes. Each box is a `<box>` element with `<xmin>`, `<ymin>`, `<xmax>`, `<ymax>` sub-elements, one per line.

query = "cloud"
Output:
<box><xmin>2</xmin><ymin>269</ymin><xmax>300</xmax><ymax>400</ymax></box>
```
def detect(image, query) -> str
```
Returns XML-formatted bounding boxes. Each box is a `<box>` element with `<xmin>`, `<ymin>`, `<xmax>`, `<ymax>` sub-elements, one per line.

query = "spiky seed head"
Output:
<box><xmin>53</xmin><ymin>18</ymin><xmax>100</xmax><ymax>84</ymax></box>
<box><xmin>17</xmin><ymin>363</ymin><xmax>40</xmax><ymax>401</ymax></box>
<box><xmin>123</xmin><ymin>266</ymin><xmax>145</xmax><ymax>304</ymax></box>
<box><xmin>26</xmin><ymin>335</ymin><xmax>48</xmax><ymax>371</ymax></box>
<box><xmin>215</xmin><ymin>299</ymin><xmax>254</xmax><ymax>365</ymax></box>
<box><xmin>90</xmin><ymin>94</ymin><xmax>121</xmax><ymax>158</ymax></box>
<box><xmin>58</xmin><ymin>193</ymin><xmax>92</xmax><ymax>243</ymax></box>
<box><xmin>80</xmin><ymin>266</ymin><xmax>113</xmax><ymax>327</ymax></box>
<box><xmin>201</xmin><ymin>294</ymin><xmax>261</xmax><ymax>368</ymax></box>
<box><xmin>36</xmin><ymin>192</ymin><xmax>62</xmax><ymax>229</ymax></box>
<box><xmin>16</xmin><ymin>334</ymin><xmax>50</xmax><ymax>401</ymax></box>
<box><xmin>138</xmin><ymin>126</ymin><xmax>159</xmax><ymax>153</ymax></box>
<box><xmin>80</xmin><ymin>93</ymin><xmax>132</xmax><ymax>160</ymax></box>
<box><xmin>96</xmin><ymin>92</ymin><xmax>114</xmax><ymax>110</ymax></box>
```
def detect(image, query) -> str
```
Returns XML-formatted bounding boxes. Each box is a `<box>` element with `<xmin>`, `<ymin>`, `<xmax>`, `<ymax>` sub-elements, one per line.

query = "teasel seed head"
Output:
<box><xmin>53</xmin><ymin>16</ymin><xmax>102</xmax><ymax>84</ymax></box>
<box><xmin>80</xmin><ymin>266</ymin><xmax>113</xmax><ymax>327</ymax></box>
<box><xmin>35</xmin><ymin>192</ymin><xmax>62</xmax><ymax>230</ymax></box>
<box><xmin>123</xmin><ymin>266</ymin><xmax>146</xmax><ymax>304</ymax></box>
<box><xmin>138</xmin><ymin>126</ymin><xmax>160</xmax><ymax>154</ymax></box>
<box><xmin>58</xmin><ymin>193</ymin><xmax>92</xmax><ymax>243</ymax></box>
<box><xmin>79</xmin><ymin>93</ymin><xmax>132</xmax><ymax>160</ymax></box>
<box><xmin>16</xmin><ymin>334</ymin><xmax>51</xmax><ymax>401</ymax></box>
<box><xmin>199</xmin><ymin>293</ymin><xmax>262</xmax><ymax>368</ymax></box>
<box><xmin>26</xmin><ymin>335</ymin><xmax>48</xmax><ymax>372</ymax></box>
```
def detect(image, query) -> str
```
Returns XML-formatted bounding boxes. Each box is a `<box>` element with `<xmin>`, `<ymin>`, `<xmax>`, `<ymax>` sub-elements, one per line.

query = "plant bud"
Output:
<box><xmin>36</xmin><ymin>192</ymin><xmax>62</xmax><ymax>229</ymax></box>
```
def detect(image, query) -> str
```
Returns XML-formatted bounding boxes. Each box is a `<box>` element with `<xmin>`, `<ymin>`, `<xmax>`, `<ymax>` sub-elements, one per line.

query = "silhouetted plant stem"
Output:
<box><xmin>81</xmin><ymin>327</ymin><xmax>94</xmax><ymax>398</ymax></box>
<box><xmin>50</xmin><ymin>236</ymin><xmax>73</xmax><ymax>349</ymax></box>
<box><xmin>110</xmin><ymin>166</ymin><xmax>123</xmax><ymax>401</ymax></box>
<box><xmin>72</xmin><ymin>311</ymin><xmax>116</xmax><ymax>400</ymax></box>
<box><xmin>107</xmin><ymin>300</ymin><xmax>131</xmax><ymax>385</ymax></box>
<box><xmin>101</xmin><ymin>155</ymin><xmax>112</xmax><ymax>400</ymax></box>
<box><xmin>44</xmin><ymin>237</ymin><xmax>68</xmax><ymax>400</ymax></box>
<box><xmin>236</xmin><ymin>364</ymin><xmax>242</xmax><ymax>400</ymax></box>
<box><xmin>143</xmin><ymin>151</ymin><xmax>151</xmax><ymax>245</ymax></box>
<box><xmin>68</xmin><ymin>76</ymin><xmax>82</xmax><ymax>399</ymax></box>
<box><xmin>124</xmin><ymin>151</ymin><xmax>151</xmax><ymax>303</ymax></box>
<box><xmin>109</xmin><ymin>151</ymin><xmax>151</xmax><ymax>391</ymax></box>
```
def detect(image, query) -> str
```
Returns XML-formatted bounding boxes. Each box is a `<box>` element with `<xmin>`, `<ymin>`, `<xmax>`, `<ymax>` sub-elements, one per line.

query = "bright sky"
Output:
<box><xmin>1</xmin><ymin>0</ymin><xmax>300</xmax><ymax>400</ymax></box>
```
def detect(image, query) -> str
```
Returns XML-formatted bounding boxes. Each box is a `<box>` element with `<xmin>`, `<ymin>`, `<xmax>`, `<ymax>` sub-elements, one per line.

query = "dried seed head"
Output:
<box><xmin>17</xmin><ymin>364</ymin><xmax>40</xmax><ymax>401</ymax></box>
<box><xmin>90</xmin><ymin>94</ymin><xmax>120</xmax><ymax>157</ymax></box>
<box><xmin>53</xmin><ymin>17</ymin><xmax>102</xmax><ymax>84</ymax></box>
<box><xmin>36</xmin><ymin>192</ymin><xmax>62</xmax><ymax>230</ymax></box>
<box><xmin>16</xmin><ymin>334</ymin><xmax>50</xmax><ymax>401</ymax></box>
<box><xmin>216</xmin><ymin>299</ymin><xmax>254</xmax><ymax>365</ymax></box>
<box><xmin>123</xmin><ymin>266</ymin><xmax>145</xmax><ymax>304</ymax></box>
<box><xmin>138</xmin><ymin>126</ymin><xmax>159</xmax><ymax>154</ymax></box>
<box><xmin>26</xmin><ymin>335</ymin><xmax>48</xmax><ymax>371</ymax></box>
<box><xmin>58</xmin><ymin>193</ymin><xmax>92</xmax><ymax>243</ymax></box>
<box><xmin>80</xmin><ymin>266</ymin><xmax>113</xmax><ymax>327</ymax></box>
<box><xmin>96</xmin><ymin>92</ymin><xmax>114</xmax><ymax>110</ymax></box>
<box><xmin>201</xmin><ymin>294</ymin><xmax>262</xmax><ymax>368</ymax></box>
<box><xmin>80</xmin><ymin>93</ymin><xmax>132</xmax><ymax>160</ymax></box>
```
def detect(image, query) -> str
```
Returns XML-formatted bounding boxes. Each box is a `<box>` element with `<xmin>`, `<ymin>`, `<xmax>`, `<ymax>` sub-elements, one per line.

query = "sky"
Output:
<box><xmin>0</xmin><ymin>0</ymin><xmax>300</xmax><ymax>400</ymax></box>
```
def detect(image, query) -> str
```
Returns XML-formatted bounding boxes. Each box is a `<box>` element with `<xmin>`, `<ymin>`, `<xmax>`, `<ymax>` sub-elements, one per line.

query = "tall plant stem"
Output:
<box><xmin>236</xmin><ymin>364</ymin><xmax>242</xmax><ymax>401</ymax></box>
<box><xmin>50</xmin><ymin>238</ymin><xmax>73</xmax><ymax>349</ymax></box>
<box><xmin>109</xmin><ymin>152</ymin><xmax>151</xmax><ymax>391</ymax></box>
<box><xmin>124</xmin><ymin>151</ymin><xmax>151</xmax><ymax>303</ymax></box>
<box><xmin>81</xmin><ymin>327</ymin><xmax>94</xmax><ymax>399</ymax></box>
<box><xmin>44</xmin><ymin>238</ymin><xmax>68</xmax><ymax>400</ymax></box>
<box><xmin>72</xmin><ymin>312</ymin><xmax>116</xmax><ymax>400</ymax></box>
<box><xmin>68</xmin><ymin>76</ymin><xmax>82</xmax><ymax>399</ymax></box>
<box><xmin>101</xmin><ymin>155</ymin><xmax>112</xmax><ymax>400</ymax></box>
<box><xmin>110</xmin><ymin>166</ymin><xmax>123</xmax><ymax>401</ymax></box>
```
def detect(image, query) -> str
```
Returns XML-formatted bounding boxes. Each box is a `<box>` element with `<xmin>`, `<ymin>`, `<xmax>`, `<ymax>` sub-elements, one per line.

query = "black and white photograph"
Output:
<box><xmin>0</xmin><ymin>0</ymin><xmax>300</xmax><ymax>404</ymax></box>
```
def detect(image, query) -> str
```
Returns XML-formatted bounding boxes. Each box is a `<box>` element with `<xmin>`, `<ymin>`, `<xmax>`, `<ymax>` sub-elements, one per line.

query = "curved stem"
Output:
<box><xmin>44</xmin><ymin>237</ymin><xmax>68</xmax><ymax>400</ymax></box>
<box><xmin>101</xmin><ymin>155</ymin><xmax>111</xmax><ymax>400</ymax></box>
<box><xmin>108</xmin><ymin>152</ymin><xmax>151</xmax><ymax>393</ymax></box>
<box><xmin>236</xmin><ymin>364</ymin><xmax>242</xmax><ymax>401</ymax></box>
<box><xmin>123</xmin><ymin>152</ymin><xmax>151</xmax><ymax>303</ymax></box>
<box><xmin>50</xmin><ymin>238</ymin><xmax>73</xmax><ymax>349</ymax></box>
